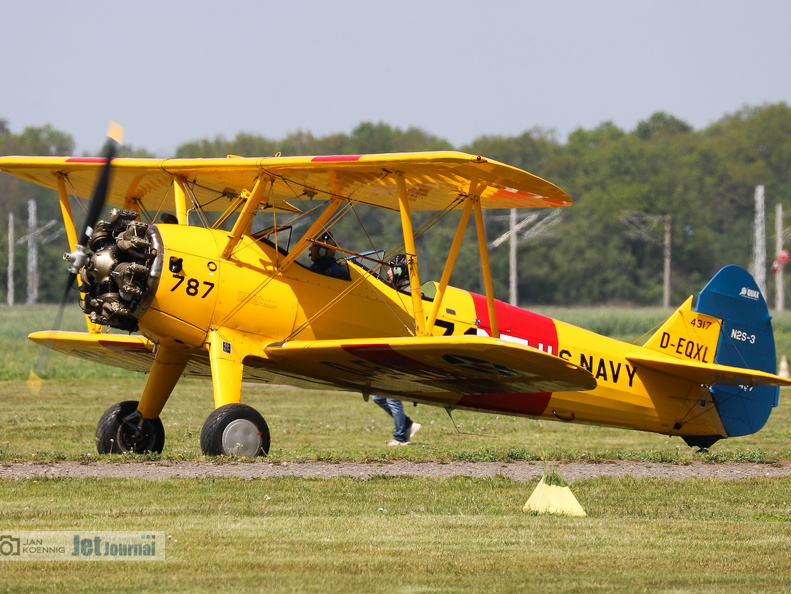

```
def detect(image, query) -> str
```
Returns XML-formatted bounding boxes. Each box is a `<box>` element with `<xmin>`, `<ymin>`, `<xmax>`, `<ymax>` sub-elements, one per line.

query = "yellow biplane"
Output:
<box><xmin>1</xmin><ymin>129</ymin><xmax>788</xmax><ymax>455</ymax></box>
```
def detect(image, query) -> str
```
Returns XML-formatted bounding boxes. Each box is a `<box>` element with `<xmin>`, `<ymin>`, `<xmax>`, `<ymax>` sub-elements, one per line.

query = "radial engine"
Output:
<box><xmin>70</xmin><ymin>209</ymin><xmax>163</xmax><ymax>332</ymax></box>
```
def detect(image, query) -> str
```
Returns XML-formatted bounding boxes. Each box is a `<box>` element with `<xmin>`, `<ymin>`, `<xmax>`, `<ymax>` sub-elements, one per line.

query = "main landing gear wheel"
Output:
<box><xmin>200</xmin><ymin>403</ymin><xmax>270</xmax><ymax>457</ymax></box>
<box><xmin>95</xmin><ymin>400</ymin><xmax>165</xmax><ymax>454</ymax></box>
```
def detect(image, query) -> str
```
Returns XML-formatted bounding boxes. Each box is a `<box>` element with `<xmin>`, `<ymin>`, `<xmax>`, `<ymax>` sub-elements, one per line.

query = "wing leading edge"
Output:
<box><xmin>0</xmin><ymin>151</ymin><xmax>570</xmax><ymax>213</ymax></box>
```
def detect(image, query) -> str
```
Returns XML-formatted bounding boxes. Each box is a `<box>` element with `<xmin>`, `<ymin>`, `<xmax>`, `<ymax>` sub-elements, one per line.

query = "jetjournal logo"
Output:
<box><xmin>0</xmin><ymin>531</ymin><xmax>165</xmax><ymax>561</ymax></box>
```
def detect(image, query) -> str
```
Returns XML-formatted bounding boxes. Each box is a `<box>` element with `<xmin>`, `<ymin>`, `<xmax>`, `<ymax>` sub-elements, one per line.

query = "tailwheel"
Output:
<box><xmin>200</xmin><ymin>403</ymin><xmax>270</xmax><ymax>457</ymax></box>
<box><xmin>95</xmin><ymin>400</ymin><xmax>165</xmax><ymax>454</ymax></box>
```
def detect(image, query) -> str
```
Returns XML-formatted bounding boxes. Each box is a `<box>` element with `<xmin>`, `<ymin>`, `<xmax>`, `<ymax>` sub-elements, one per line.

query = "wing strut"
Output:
<box><xmin>473</xmin><ymin>194</ymin><xmax>499</xmax><ymax>338</ymax></box>
<box><xmin>394</xmin><ymin>172</ymin><xmax>500</xmax><ymax>339</ymax></box>
<box><xmin>55</xmin><ymin>174</ymin><xmax>102</xmax><ymax>334</ymax></box>
<box><xmin>278</xmin><ymin>197</ymin><xmax>343</xmax><ymax>272</ymax></box>
<box><xmin>221</xmin><ymin>176</ymin><xmax>269</xmax><ymax>259</ymax></box>
<box><xmin>426</xmin><ymin>195</ymin><xmax>475</xmax><ymax>334</ymax></box>
<box><xmin>172</xmin><ymin>176</ymin><xmax>189</xmax><ymax>225</ymax></box>
<box><xmin>55</xmin><ymin>174</ymin><xmax>79</xmax><ymax>258</ymax></box>
<box><xmin>395</xmin><ymin>171</ymin><xmax>426</xmax><ymax>336</ymax></box>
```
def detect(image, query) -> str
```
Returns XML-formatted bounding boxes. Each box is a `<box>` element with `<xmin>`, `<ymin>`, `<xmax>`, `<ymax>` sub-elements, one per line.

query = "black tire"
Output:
<box><xmin>95</xmin><ymin>400</ymin><xmax>165</xmax><ymax>454</ymax></box>
<box><xmin>200</xmin><ymin>403</ymin><xmax>270</xmax><ymax>457</ymax></box>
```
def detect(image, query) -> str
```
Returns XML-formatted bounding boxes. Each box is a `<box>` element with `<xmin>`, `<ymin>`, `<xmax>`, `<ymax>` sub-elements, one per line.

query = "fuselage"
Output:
<box><xmin>132</xmin><ymin>224</ymin><xmax>722</xmax><ymax>439</ymax></box>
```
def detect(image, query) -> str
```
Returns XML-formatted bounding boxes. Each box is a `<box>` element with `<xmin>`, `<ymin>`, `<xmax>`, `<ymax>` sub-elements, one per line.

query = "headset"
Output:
<box><xmin>314</xmin><ymin>231</ymin><xmax>336</xmax><ymax>259</ymax></box>
<box><xmin>389</xmin><ymin>254</ymin><xmax>408</xmax><ymax>284</ymax></box>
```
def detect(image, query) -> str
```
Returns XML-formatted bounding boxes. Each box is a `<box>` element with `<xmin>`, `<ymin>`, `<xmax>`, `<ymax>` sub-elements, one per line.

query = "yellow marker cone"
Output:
<box><xmin>27</xmin><ymin>370</ymin><xmax>43</xmax><ymax>396</ymax></box>
<box><xmin>780</xmin><ymin>355</ymin><xmax>789</xmax><ymax>379</ymax></box>
<box><xmin>523</xmin><ymin>477</ymin><xmax>587</xmax><ymax>517</ymax></box>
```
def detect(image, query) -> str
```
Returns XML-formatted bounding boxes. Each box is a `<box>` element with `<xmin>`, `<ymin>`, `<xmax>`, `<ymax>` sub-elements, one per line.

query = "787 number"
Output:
<box><xmin>171</xmin><ymin>274</ymin><xmax>215</xmax><ymax>298</ymax></box>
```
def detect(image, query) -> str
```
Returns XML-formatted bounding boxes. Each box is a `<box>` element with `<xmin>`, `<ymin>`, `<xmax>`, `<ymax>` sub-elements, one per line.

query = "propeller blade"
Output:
<box><xmin>29</xmin><ymin>123</ymin><xmax>125</xmax><ymax>388</ymax></box>
<box><xmin>78</xmin><ymin>122</ymin><xmax>124</xmax><ymax>246</ymax></box>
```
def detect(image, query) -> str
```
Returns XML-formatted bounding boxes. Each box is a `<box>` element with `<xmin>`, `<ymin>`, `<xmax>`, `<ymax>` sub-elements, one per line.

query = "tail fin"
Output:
<box><xmin>694</xmin><ymin>265</ymin><xmax>779</xmax><ymax>437</ymax></box>
<box><xmin>642</xmin><ymin>265</ymin><xmax>781</xmax><ymax>438</ymax></box>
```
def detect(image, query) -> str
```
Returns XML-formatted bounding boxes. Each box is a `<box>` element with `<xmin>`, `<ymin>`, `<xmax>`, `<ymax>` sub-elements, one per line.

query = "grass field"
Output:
<box><xmin>2</xmin><ymin>477</ymin><xmax>790</xmax><ymax>592</ymax></box>
<box><xmin>2</xmin><ymin>305</ymin><xmax>791</xmax><ymax>591</ymax></box>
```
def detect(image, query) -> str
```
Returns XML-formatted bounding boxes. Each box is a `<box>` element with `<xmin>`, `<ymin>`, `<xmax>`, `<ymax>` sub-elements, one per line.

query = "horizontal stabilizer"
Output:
<box><xmin>626</xmin><ymin>351</ymin><xmax>791</xmax><ymax>388</ymax></box>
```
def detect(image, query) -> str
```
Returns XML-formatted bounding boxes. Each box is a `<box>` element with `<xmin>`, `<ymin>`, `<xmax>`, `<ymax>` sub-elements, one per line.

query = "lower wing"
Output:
<box><xmin>249</xmin><ymin>335</ymin><xmax>597</xmax><ymax>397</ymax></box>
<box><xmin>29</xmin><ymin>331</ymin><xmax>156</xmax><ymax>373</ymax></box>
<box><xmin>29</xmin><ymin>332</ymin><xmax>597</xmax><ymax>408</ymax></box>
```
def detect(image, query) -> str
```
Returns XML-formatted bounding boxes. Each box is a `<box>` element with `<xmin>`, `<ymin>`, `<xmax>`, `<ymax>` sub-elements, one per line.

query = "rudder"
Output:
<box><xmin>694</xmin><ymin>265</ymin><xmax>779</xmax><ymax>437</ymax></box>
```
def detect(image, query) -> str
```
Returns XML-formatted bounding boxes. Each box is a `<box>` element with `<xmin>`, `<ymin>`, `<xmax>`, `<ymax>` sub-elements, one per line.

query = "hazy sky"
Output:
<box><xmin>4</xmin><ymin>0</ymin><xmax>790</xmax><ymax>156</ymax></box>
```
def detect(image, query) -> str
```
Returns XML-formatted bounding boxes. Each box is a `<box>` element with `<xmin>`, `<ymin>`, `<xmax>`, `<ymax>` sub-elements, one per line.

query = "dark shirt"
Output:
<box><xmin>394</xmin><ymin>278</ymin><xmax>425</xmax><ymax>298</ymax></box>
<box><xmin>310</xmin><ymin>257</ymin><xmax>349</xmax><ymax>280</ymax></box>
<box><xmin>394</xmin><ymin>279</ymin><xmax>411</xmax><ymax>294</ymax></box>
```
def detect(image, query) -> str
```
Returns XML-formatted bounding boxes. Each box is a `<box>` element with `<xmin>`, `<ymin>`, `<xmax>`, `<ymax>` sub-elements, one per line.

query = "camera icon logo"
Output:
<box><xmin>0</xmin><ymin>535</ymin><xmax>21</xmax><ymax>556</ymax></box>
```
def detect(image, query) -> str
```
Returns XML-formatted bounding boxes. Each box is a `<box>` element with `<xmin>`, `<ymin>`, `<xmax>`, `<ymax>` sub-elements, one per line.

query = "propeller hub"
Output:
<box><xmin>63</xmin><ymin>245</ymin><xmax>90</xmax><ymax>275</ymax></box>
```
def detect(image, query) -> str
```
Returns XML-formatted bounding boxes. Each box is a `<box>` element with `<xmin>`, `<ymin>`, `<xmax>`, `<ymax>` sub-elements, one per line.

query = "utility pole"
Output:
<box><xmin>509</xmin><ymin>209</ymin><xmax>517</xmax><ymax>305</ymax></box>
<box><xmin>663</xmin><ymin>214</ymin><xmax>671</xmax><ymax>310</ymax></box>
<box><xmin>620</xmin><ymin>211</ymin><xmax>672</xmax><ymax>308</ymax></box>
<box><xmin>490</xmin><ymin>209</ymin><xmax>561</xmax><ymax>306</ymax></box>
<box><xmin>26</xmin><ymin>200</ymin><xmax>37</xmax><ymax>304</ymax></box>
<box><xmin>753</xmin><ymin>186</ymin><xmax>766</xmax><ymax>296</ymax></box>
<box><xmin>775</xmin><ymin>203</ymin><xmax>785</xmax><ymax>311</ymax></box>
<box><xmin>7</xmin><ymin>212</ymin><xmax>13</xmax><ymax>306</ymax></box>
<box><xmin>14</xmin><ymin>200</ymin><xmax>62</xmax><ymax>307</ymax></box>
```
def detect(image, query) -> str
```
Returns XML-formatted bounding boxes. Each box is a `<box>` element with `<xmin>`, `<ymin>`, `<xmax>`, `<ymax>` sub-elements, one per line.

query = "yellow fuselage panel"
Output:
<box><xmin>138</xmin><ymin>227</ymin><xmax>479</xmax><ymax>348</ymax></box>
<box><xmin>545</xmin><ymin>321</ymin><xmax>724</xmax><ymax>436</ymax></box>
<box><xmin>443</xmin><ymin>295</ymin><xmax>725</xmax><ymax>437</ymax></box>
<box><xmin>140</xmin><ymin>226</ymin><xmax>221</xmax><ymax>347</ymax></box>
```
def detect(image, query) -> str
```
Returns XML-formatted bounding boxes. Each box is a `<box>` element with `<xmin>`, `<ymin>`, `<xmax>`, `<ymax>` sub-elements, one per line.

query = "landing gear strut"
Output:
<box><xmin>95</xmin><ymin>400</ymin><xmax>165</xmax><ymax>454</ymax></box>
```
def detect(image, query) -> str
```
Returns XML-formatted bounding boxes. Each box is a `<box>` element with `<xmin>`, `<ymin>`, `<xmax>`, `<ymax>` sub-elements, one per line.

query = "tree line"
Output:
<box><xmin>1</xmin><ymin>103</ymin><xmax>790</xmax><ymax>306</ymax></box>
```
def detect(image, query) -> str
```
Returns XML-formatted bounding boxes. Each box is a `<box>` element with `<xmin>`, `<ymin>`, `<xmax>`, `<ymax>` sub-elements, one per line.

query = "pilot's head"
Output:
<box><xmin>388</xmin><ymin>253</ymin><xmax>408</xmax><ymax>287</ymax></box>
<box><xmin>309</xmin><ymin>231</ymin><xmax>337</xmax><ymax>262</ymax></box>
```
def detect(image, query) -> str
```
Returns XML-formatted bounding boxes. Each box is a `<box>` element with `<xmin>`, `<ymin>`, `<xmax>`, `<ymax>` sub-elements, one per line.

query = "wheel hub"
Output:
<box><xmin>116</xmin><ymin>413</ymin><xmax>155</xmax><ymax>452</ymax></box>
<box><xmin>221</xmin><ymin>419</ymin><xmax>263</xmax><ymax>457</ymax></box>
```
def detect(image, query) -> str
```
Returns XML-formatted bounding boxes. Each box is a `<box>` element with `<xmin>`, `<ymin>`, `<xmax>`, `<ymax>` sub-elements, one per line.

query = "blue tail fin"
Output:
<box><xmin>695</xmin><ymin>265</ymin><xmax>779</xmax><ymax>437</ymax></box>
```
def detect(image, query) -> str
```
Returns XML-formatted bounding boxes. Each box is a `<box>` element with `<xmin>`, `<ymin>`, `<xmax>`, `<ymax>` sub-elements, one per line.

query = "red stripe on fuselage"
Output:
<box><xmin>455</xmin><ymin>393</ymin><xmax>551</xmax><ymax>416</ymax></box>
<box><xmin>464</xmin><ymin>293</ymin><xmax>558</xmax><ymax>415</ymax></box>
<box><xmin>469</xmin><ymin>293</ymin><xmax>559</xmax><ymax>355</ymax></box>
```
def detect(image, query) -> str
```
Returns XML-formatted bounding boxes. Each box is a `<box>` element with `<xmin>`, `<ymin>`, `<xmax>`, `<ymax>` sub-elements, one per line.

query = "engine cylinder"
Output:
<box><xmin>77</xmin><ymin>209</ymin><xmax>163</xmax><ymax>332</ymax></box>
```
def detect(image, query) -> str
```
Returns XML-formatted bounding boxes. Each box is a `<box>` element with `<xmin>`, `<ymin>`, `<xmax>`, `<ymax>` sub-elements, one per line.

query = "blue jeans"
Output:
<box><xmin>373</xmin><ymin>396</ymin><xmax>413</xmax><ymax>442</ymax></box>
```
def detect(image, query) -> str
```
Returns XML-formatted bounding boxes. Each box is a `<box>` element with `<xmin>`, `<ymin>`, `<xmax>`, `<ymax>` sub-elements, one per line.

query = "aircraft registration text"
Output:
<box><xmin>657</xmin><ymin>332</ymin><xmax>710</xmax><ymax>362</ymax></box>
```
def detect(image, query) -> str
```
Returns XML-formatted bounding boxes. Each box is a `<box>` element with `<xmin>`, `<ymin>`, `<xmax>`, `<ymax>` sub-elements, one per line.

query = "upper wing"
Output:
<box><xmin>0</xmin><ymin>151</ymin><xmax>570</xmax><ymax>213</ymax></box>
<box><xmin>249</xmin><ymin>335</ymin><xmax>596</xmax><ymax>398</ymax></box>
<box><xmin>626</xmin><ymin>351</ymin><xmax>791</xmax><ymax>387</ymax></box>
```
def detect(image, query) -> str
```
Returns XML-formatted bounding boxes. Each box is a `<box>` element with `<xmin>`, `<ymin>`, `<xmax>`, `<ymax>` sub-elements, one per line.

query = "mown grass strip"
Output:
<box><xmin>1</xmin><ymin>476</ymin><xmax>790</xmax><ymax>592</ymax></box>
<box><xmin>2</xmin><ymin>377</ymin><xmax>790</xmax><ymax>463</ymax></box>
